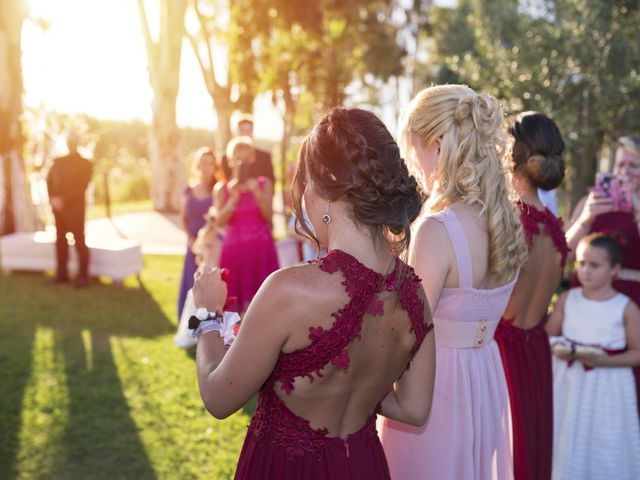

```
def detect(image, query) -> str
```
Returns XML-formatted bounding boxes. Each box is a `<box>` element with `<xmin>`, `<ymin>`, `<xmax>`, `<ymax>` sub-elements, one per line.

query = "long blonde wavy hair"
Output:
<box><xmin>401</xmin><ymin>84</ymin><xmax>527</xmax><ymax>283</ymax></box>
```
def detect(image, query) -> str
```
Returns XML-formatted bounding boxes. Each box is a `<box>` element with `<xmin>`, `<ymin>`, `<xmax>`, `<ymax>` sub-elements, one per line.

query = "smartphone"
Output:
<box><xmin>594</xmin><ymin>172</ymin><xmax>632</xmax><ymax>213</ymax></box>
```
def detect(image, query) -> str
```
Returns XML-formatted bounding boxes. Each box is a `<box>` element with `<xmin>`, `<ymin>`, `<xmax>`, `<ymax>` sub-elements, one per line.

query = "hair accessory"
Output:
<box><xmin>322</xmin><ymin>203</ymin><xmax>332</xmax><ymax>224</ymax></box>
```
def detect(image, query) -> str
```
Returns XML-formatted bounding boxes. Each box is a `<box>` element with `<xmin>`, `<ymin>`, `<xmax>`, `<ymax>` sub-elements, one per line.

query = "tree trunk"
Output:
<box><xmin>148</xmin><ymin>91</ymin><xmax>182</xmax><ymax>211</ymax></box>
<box><xmin>569</xmin><ymin>87</ymin><xmax>601</xmax><ymax>211</ymax></box>
<box><xmin>0</xmin><ymin>0</ymin><xmax>30</xmax><ymax>235</ymax></box>
<box><xmin>213</xmin><ymin>90</ymin><xmax>234</xmax><ymax>151</ymax></box>
<box><xmin>280</xmin><ymin>85</ymin><xmax>295</xmax><ymax>221</ymax></box>
<box><xmin>138</xmin><ymin>0</ymin><xmax>187</xmax><ymax>212</ymax></box>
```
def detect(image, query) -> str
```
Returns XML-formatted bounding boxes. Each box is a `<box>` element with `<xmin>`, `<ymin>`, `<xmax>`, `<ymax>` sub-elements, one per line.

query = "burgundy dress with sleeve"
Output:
<box><xmin>572</xmin><ymin>210</ymin><xmax>640</xmax><ymax>415</ymax></box>
<box><xmin>494</xmin><ymin>202</ymin><xmax>568</xmax><ymax>480</ymax></box>
<box><xmin>234</xmin><ymin>249</ymin><xmax>431</xmax><ymax>479</ymax></box>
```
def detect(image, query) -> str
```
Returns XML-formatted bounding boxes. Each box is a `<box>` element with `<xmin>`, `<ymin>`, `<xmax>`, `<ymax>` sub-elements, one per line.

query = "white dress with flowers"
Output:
<box><xmin>552</xmin><ymin>288</ymin><xmax>640</xmax><ymax>480</ymax></box>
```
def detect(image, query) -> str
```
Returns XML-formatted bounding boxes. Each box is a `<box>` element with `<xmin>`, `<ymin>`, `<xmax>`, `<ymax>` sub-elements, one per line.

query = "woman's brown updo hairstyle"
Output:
<box><xmin>291</xmin><ymin>107</ymin><xmax>425</xmax><ymax>255</ymax></box>
<box><xmin>508</xmin><ymin>112</ymin><xmax>565</xmax><ymax>191</ymax></box>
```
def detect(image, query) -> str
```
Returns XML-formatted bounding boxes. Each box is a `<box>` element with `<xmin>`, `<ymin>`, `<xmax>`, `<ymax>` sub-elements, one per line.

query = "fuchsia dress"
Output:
<box><xmin>219</xmin><ymin>177</ymin><xmax>279</xmax><ymax>311</ymax></box>
<box><xmin>494</xmin><ymin>202</ymin><xmax>568</xmax><ymax>480</ymax></box>
<box><xmin>379</xmin><ymin>209</ymin><xmax>517</xmax><ymax>480</ymax></box>
<box><xmin>234</xmin><ymin>249</ymin><xmax>430</xmax><ymax>479</ymax></box>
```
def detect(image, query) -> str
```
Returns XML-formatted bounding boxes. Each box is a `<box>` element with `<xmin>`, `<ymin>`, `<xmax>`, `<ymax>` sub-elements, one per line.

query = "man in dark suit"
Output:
<box><xmin>221</xmin><ymin>114</ymin><xmax>274</xmax><ymax>183</ymax></box>
<box><xmin>46</xmin><ymin>132</ymin><xmax>93</xmax><ymax>288</ymax></box>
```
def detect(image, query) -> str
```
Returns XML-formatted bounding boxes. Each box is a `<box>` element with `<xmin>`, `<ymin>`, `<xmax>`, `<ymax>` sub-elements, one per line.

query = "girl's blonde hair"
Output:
<box><xmin>618</xmin><ymin>135</ymin><xmax>640</xmax><ymax>157</ymax></box>
<box><xmin>225</xmin><ymin>136</ymin><xmax>254</xmax><ymax>159</ymax></box>
<box><xmin>401</xmin><ymin>84</ymin><xmax>527</xmax><ymax>282</ymax></box>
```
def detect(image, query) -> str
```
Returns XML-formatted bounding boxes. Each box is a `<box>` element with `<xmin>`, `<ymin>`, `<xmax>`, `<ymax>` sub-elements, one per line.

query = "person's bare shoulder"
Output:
<box><xmin>253</xmin><ymin>261</ymin><xmax>344</xmax><ymax>320</ymax></box>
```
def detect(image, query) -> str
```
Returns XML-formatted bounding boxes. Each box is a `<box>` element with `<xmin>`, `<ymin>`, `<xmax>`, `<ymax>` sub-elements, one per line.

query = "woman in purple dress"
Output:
<box><xmin>177</xmin><ymin>147</ymin><xmax>218</xmax><ymax>320</ymax></box>
<box><xmin>191</xmin><ymin>108</ymin><xmax>436</xmax><ymax>479</ymax></box>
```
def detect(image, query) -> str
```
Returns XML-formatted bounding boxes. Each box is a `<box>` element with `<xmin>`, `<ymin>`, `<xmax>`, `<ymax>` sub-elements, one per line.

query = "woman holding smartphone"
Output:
<box><xmin>567</xmin><ymin>135</ymin><xmax>640</xmax><ymax>411</ymax></box>
<box><xmin>215</xmin><ymin>136</ymin><xmax>279</xmax><ymax>313</ymax></box>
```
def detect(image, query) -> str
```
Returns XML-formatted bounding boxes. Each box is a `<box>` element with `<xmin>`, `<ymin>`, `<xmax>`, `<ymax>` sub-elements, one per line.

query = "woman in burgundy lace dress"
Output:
<box><xmin>567</xmin><ymin>135</ymin><xmax>640</xmax><ymax>411</ymax></box>
<box><xmin>191</xmin><ymin>108</ymin><xmax>436</xmax><ymax>479</ymax></box>
<box><xmin>493</xmin><ymin>113</ymin><xmax>568</xmax><ymax>480</ymax></box>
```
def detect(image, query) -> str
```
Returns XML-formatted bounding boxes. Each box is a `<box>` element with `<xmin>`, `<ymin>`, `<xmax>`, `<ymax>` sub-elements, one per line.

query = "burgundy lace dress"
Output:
<box><xmin>494</xmin><ymin>202</ymin><xmax>568</xmax><ymax>480</ymax></box>
<box><xmin>234</xmin><ymin>249</ymin><xmax>430</xmax><ymax>479</ymax></box>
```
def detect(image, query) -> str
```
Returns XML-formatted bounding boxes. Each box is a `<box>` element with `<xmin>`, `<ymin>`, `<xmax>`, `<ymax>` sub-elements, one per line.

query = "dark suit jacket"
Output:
<box><xmin>222</xmin><ymin>148</ymin><xmax>274</xmax><ymax>183</ymax></box>
<box><xmin>46</xmin><ymin>152</ymin><xmax>93</xmax><ymax>220</ymax></box>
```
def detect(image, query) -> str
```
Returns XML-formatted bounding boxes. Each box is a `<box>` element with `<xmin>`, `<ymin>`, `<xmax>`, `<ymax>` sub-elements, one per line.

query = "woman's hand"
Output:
<box><xmin>574</xmin><ymin>344</ymin><xmax>605</xmax><ymax>366</ymax></box>
<box><xmin>193</xmin><ymin>267</ymin><xmax>228</xmax><ymax>313</ymax></box>
<box><xmin>551</xmin><ymin>343</ymin><xmax>574</xmax><ymax>361</ymax></box>
<box><xmin>576</xmin><ymin>191</ymin><xmax>614</xmax><ymax>228</ymax></box>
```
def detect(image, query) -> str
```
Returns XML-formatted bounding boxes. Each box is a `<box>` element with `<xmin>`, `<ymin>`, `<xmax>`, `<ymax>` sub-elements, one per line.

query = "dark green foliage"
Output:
<box><xmin>423</xmin><ymin>0</ymin><xmax>640</xmax><ymax>210</ymax></box>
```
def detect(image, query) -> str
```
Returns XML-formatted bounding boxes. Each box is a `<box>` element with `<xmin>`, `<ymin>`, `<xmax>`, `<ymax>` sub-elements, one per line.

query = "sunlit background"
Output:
<box><xmin>22</xmin><ymin>0</ymin><xmax>282</xmax><ymax>138</ymax></box>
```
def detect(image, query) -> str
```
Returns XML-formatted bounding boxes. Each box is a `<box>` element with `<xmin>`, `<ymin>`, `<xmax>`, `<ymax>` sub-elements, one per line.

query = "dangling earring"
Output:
<box><xmin>322</xmin><ymin>203</ymin><xmax>332</xmax><ymax>224</ymax></box>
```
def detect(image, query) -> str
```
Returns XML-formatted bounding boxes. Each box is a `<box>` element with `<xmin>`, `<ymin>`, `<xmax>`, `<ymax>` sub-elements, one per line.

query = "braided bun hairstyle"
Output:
<box><xmin>507</xmin><ymin>112</ymin><xmax>565</xmax><ymax>191</ymax></box>
<box><xmin>291</xmin><ymin>107</ymin><xmax>425</xmax><ymax>256</ymax></box>
<box><xmin>402</xmin><ymin>84</ymin><xmax>527</xmax><ymax>283</ymax></box>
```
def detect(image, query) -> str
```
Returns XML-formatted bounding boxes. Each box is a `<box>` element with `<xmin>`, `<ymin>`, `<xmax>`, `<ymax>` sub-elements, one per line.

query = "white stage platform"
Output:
<box><xmin>0</xmin><ymin>230</ymin><xmax>142</xmax><ymax>282</ymax></box>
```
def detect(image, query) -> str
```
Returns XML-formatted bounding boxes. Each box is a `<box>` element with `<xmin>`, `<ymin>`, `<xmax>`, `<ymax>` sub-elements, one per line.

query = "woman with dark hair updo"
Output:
<box><xmin>189</xmin><ymin>108</ymin><xmax>435</xmax><ymax>479</ymax></box>
<box><xmin>493</xmin><ymin>112</ymin><xmax>568</xmax><ymax>480</ymax></box>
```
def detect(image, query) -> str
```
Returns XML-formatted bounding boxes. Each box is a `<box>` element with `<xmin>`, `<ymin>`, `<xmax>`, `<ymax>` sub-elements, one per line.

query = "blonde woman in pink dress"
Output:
<box><xmin>378</xmin><ymin>85</ymin><xmax>528</xmax><ymax>479</ymax></box>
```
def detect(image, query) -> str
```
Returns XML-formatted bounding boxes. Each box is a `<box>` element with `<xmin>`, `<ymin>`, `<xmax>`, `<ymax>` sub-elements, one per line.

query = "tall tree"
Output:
<box><xmin>137</xmin><ymin>0</ymin><xmax>187</xmax><ymax>212</ymax></box>
<box><xmin>244</xmin><ymin>0</ymin><xmax>406</xmax><ymax>209</ymax></box>
<box><xmin>0</xmin><ymin>0</ymin><xmax>30</xmax><ymax>235</ymax></box>
<box><xmin>185</xmin><ymin>0</ymin><xmax>260</xmax><ymax>150</ymax></box>
<box><xmin>424</xmin><ymin>0</ymin><xmax>640</xmax><ymax>210</ymax></box>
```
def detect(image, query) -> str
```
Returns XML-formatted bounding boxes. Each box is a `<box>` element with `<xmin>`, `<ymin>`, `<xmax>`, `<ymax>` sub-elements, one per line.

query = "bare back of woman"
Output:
<box><xmin>272</xmin><ymin>254</ymin><xmax>428</xmax><ymax>439</ymax></box>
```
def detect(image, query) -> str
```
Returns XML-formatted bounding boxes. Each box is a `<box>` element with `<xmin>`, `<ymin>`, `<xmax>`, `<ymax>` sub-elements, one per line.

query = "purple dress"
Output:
<box><xmin>178</xmin><ymin>186</ymin><xmax>213</xmax><ymax>319</ymax></box>
<box><xmin>219</xmin><ymin>177</ymin><xmax>279</xmax><ymax>311</ymax></box>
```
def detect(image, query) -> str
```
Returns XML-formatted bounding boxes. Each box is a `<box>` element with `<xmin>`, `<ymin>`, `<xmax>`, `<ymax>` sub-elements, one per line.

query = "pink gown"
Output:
<box><xmin>219</xmin><ymin>177</ymin><xmax>279</xmax><ymax>311</ymax></box>
<box><xmin>379</xmin><ymin>209</ymin><xmax>516</xmax><ymax>480</ymax></box>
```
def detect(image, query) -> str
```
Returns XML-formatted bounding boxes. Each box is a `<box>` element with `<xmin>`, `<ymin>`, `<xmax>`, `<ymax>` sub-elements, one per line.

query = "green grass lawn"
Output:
<box><xmin>0</xmin><ymin>256</ymin><xmax>252</xmax><ymax>479</ymax></box>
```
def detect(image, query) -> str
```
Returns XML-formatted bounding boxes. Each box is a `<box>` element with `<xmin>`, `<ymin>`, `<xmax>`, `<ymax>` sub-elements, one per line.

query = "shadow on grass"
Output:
<box><xmin>0</xmin><ymin>270</ymin><xmax>174</xmax><ymax>479</ymax></box>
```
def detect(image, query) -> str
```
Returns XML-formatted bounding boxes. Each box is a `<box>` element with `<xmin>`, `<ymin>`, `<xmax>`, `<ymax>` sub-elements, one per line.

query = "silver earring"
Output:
<box><xmin>322</xmin><ymin>203</ymin><xmax>332</xmax><ymax>224</ymax></box>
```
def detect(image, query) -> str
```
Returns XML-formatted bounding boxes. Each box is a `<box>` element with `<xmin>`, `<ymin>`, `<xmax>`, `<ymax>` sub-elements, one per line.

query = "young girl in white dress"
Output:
<box><xmin>547</xmin><ymin>232</ymin><xmax>640</xmax><ymax>479</ymax></box>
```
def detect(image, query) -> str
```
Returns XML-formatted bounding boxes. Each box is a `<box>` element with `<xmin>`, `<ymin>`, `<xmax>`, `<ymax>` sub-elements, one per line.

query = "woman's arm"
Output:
<box><xmin>379</xmin><ymin>218</ymin><xmax>449</xmax><ymax>425</ymax></box>
<box><xmin>583</xmin><ymin>300</ymin><xmax>640</xmax><ymax>368</ymax></box>
<box><xmin>545</xmin><ymin>290</ymin><xmax>567</xmax><ymax>337</ymax></box>
<box><xmin>566</xmin><ymin>193</ymin><xmax>613</xmax><ymax>261</ymax></box>
<box><xmin>214</xmin><ymin>182</ymin><xmax>238</xmax><ymax>228</ymax></box>
<box><xmin>194</xmin><ymin>268</ymin><xmax>291</xmax><ymax>419</ymax></box>
<box><xmin>379</xmin><ymin>289</ymin><xmax>435</xmax><ymax>426</ymax></box>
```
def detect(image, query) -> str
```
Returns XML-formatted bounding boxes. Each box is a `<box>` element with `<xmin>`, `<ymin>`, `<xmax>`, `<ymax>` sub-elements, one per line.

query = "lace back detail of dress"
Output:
<box><xmin>271</xmin><ymin>249</ymin><xmax>429</xmax><ymax>394</ymax></box>
<box><xmin>517</xmin><ymin>201</ymin><xmax>569</xmax><ymax>266</ymax></box>
<box><xmin>246</xmin><ymin>249</ymin><xmax>430</xmax><ymax>459</ymax></box>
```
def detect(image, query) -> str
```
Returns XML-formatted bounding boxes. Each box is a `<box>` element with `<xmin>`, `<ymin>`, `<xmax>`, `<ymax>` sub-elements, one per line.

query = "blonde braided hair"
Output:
<box><xmin>402</xmin><ymin>84</ymin><xmax>527</xmax><ymax>283</ymax></box>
